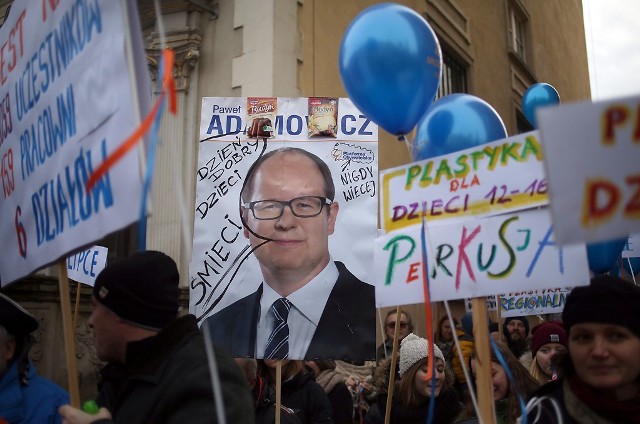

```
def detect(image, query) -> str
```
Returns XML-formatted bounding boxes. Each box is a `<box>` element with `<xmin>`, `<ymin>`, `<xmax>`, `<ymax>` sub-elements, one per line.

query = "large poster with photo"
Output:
<box><xmin>190</xmin><ymin>97</ymin><xmax>378</xmax><ymax>360</ymax></box>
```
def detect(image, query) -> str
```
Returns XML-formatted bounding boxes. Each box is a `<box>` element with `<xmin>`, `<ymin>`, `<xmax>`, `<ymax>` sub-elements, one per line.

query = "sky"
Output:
<box><xmin>582</xmin><ymin>0</ymin><xmax>640</xmax><ymax>100</ymax></box>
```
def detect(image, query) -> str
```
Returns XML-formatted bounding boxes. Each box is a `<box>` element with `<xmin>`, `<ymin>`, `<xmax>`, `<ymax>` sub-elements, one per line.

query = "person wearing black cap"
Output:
<box><xmin>0</xmin><ymin>293</ymin><xmax>69</xmax><ymax>423</ymax></box>
<box><xmin>58</xmin><ymin>250</ymin><xmax>253</xmax><ymax>424</ymax></box>
<box><xmin>524</xmin><ymin>275</ymin><xmax>640</xmax><ymax>423</ymax></box>
<box><xmin>502</xmin><ymin>316</ymin><xmax>533</xmax><ymax>370</ymax></box>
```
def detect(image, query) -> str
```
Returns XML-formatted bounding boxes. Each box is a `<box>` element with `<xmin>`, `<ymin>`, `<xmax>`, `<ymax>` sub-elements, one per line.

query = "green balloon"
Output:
<box><xmin>82</xmin><ymin>400</ymin><xmax>99</xmax><ymax>415</ymax></box>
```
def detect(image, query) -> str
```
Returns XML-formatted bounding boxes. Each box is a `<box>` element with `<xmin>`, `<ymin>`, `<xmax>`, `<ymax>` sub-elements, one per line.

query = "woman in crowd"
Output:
<box><xmin>436</xmin><ymin>315</ymin><xmax>459</xmax><ymax>366</ymax></box>
<box><xmin>305</xmin><ymin>360</ymin><xmax>353</xmax><ymax>424</ymax></box>
<box><xmin>365</xmin><ymin>333</ymin><xmax>466</xmax><ymax>424</ymax></box>
<box><xmin>524</xmin><ymin>275</ymin><xmax>640</xmax><ymax>423</ymax></box>
<box><xmin>258</xmin><ymin>360</ymin><xmax>332</xmax><ymax>424</ymax></box>
<box><xmin>470</xmin><ymin>340</ymin><xmax>539</xmax><ymax>424</ymax></box>
<box><xmin>528</xmin><ymin>321</ymin><xmax>567</xmax><ymax>385</ymax></box>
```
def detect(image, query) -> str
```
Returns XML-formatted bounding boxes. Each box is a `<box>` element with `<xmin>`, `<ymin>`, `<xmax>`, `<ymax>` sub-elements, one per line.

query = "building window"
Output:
<box><xmin>437</xmin><ymin>51</ymin><xmax>467</xmax><ymax>99</ymax></box>
<box><xmin>508</xmin><ymin>2</ymin><xmax>529</xmax><ymax>62</ymax></box>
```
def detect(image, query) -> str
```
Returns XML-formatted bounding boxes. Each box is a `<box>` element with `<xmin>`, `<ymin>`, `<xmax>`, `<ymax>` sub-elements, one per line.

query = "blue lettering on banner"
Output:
<box><xmin>67</xmin><ymin>248</ymin><xmax>99</xmax><ymax>277</ymax></box>
<box><xmin>14</xmin><ymin>0</ymin><xmax>102</xmax><ymax>121</ymax></box>
<box><xmin>31</xmin><ymin>139</ymin><xmax>113</xmax><ymax>246</ymax></box>
<box><xmin>20</xmin><ymin>84</ymin><xmax>76</xmax><ymax>179</ymax></box>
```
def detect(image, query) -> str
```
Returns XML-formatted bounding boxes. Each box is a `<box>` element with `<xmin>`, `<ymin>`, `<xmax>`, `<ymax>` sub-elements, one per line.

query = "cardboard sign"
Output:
<box><xmin>191</xmin><ymin>98</ymin><xmax>377</xmax><ymax>316</ymax></box>
<box><xmin>0</xmin><ymin>1</ymin><xmax>148</xmax><ymax>285</ymax></box>
<box><xmin>622</xmin><ymin>233</ymin><xmax>639</xmax><ymax>258</ymax></box>
<box><xmin>379</xmin><ymin>131</ymin><xmax>547</xmax><ymax>233</ymax></box>
<box><xmin>66</xmin><ymin>245</ymin><xmax>108</xmax><ymax>286</ymax></box>
<box><xmin>374</xmin><ymin>207</ymin><xmax>590</xmax><ymax>306</ymax></box>
<box><xmin>539</xmin><ymin>95</ymin><xmax>640</xmax><ymax>244</ymax></box>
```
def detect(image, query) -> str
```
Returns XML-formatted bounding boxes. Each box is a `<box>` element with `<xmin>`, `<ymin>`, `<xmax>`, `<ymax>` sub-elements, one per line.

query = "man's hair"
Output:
<box><xmin>241</xmin><ymin>147</ymin><xmax>335</xmax><ymax>203</ymax></box>
<box><xmin>384</xmin><ymin>309</ymin><xmax>414</xmax><ymax>333</ymax></box>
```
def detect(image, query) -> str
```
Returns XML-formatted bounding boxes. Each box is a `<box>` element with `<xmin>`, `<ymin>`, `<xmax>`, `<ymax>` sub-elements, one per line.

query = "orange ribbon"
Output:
<box><xmin>86</xmin><ymin>49</ymin><xmax>177</xmax><ymax>192</ymax></box>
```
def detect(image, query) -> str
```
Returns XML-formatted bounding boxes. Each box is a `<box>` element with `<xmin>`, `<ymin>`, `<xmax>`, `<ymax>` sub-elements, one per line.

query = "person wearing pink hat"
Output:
<box><xmin>528</xmin><ymin>321</ymin><xmax>567</xmax><ymax>385</ymax></box>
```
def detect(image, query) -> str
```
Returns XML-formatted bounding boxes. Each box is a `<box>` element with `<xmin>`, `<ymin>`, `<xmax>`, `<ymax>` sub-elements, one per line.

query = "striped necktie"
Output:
<box><xmin>264</xmin><ymin>298</ymin><xmax>292</xmax><ymax>359</ymax></box>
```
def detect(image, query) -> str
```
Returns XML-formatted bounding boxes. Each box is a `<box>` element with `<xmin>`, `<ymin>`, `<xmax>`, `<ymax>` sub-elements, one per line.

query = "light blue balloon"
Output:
<box><xmin>339</xmin><ymin>3</ymin><xmax>442</xmax><ymax>136</ymax></box>
<box><xmin>586</xmin><ymin>237</ymin><xmax>628</xmax><ymax>275</ymax></box>
<box><xmin>522</xmin><ymin>83</ymin><xmax>560</xmax><ymax>128</ymax></box>
<box><xmin>412</xmin><ymin>93</ymin><xmax>507</xmax><ymax>160</ymax></box>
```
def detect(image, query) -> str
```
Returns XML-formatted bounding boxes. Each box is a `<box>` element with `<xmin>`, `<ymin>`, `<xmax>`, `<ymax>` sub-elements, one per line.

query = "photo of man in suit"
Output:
<box><xmin>202</xmin><ymin>147</ymin><xmax>375</xmax><ymax>361</ymax></box>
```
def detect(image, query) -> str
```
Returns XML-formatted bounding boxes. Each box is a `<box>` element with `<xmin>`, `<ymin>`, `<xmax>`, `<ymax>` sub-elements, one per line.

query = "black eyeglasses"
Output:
<box><xmin>243</xmin><ymin>196</ymin><xmax>333</xmax><ymax>220</ymax></box>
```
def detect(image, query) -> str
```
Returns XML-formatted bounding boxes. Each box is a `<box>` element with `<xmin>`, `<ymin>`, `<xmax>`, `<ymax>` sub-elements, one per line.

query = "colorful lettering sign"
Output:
<box><xmin>373</xmin><ymin>208</ymin><xmax>589</xmax><ymax>307</ymax></box>
<box><xmin>380</xmin><ymin>131</ymin><xmax>547</xmax><ymax>232</ymax></box>
<box><xmin>464</xmin><ymin>287</ymin><xmax>572</xmax><ymax>318</ymax></box>
<box><xmin>538</xmin><ymin>94</ymin><xmax>640</xmax><ymax>244</ymax></box>
<box><xmin>0</xmin><ymin>1</ymin><xmax>148</xmax><ymax>285</ymax></box>
<box><xmin>66</xmin><ymin>245</ymin><xmax>108</xmax><ymax>286</ymax></box>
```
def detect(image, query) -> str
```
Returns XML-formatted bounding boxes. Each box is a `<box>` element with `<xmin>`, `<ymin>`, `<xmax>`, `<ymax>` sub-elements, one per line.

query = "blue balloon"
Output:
<box><xmin>522</xmin><ymin>83</ymin><xmax>560</xmax><ymax>128</ymax></box>
<box><xmin>339</xmin><ymin>3</ymin><xmax>442</xmax><ymax>136</ymax></box>
<box><xmin>412</xmin><ymin>93</ymin><xmax>507</xmax><ymax>160</ymax></box>
<box><xmin>586</xmin><ymin>237</ymin><xmax>628</xmax><ymax>274</ymax></box>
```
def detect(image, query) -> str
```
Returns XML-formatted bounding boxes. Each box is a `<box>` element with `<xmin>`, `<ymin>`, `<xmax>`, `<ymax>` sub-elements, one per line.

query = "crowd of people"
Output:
<box><xmin>1</xmin><ymin>250</ymin><xmax>639</xmax><ymax>423</ymax></box>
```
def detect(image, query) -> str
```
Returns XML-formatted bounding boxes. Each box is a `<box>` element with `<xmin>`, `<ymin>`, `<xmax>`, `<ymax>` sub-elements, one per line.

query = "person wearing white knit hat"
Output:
<box><xmin>364</xmin><ymin>333</ymin><xmax>466</xmax><ymax>424</ymax></box>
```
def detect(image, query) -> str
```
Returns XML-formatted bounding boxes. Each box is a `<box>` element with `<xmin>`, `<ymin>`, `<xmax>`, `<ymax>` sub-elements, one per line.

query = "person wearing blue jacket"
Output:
<box><xmin>0</xmin><ymin>293</ymin><xmax>69</xmax><ymax>423</ymax></box>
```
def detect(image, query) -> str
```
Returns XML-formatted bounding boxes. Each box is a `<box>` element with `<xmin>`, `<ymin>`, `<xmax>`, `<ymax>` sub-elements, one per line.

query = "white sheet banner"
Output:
<box><xmin>0</xmin><ymin>1</ymin><xmax>148</xmax><ymax>285</ymax></box>
<box><xmin>374</xmin><ymin>208</ymin><xmax>590</xmax><ymax>306</ymax></box>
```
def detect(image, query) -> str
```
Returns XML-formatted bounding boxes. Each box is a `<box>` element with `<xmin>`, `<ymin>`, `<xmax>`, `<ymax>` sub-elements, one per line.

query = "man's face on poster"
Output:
<box><xmin>242</xmin><ymin>151</ymin><xmax>339</xmax><ymax>287</ymax></box>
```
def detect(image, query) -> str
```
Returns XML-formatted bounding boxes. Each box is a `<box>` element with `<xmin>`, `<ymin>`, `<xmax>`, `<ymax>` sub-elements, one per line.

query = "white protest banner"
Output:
<box><xmin>374</xmin><ymin>207</ymin><xmax>590</xmax><ymax>307</ymax></box>
<box><xmin>0</xmin><ymin>1</ymin><xmax>148</xmax><ymax>286</ymax></box>
<box><xmin>538</xmin><ymin>94</ymin><xmax>640</xmax><ymax>244</ymax></box>
<box><xmin>66</xmin><ymin>245</ymin><xmax>108</xmax><ymax>286</ymax></box>
<box><xmin>190</xmin><ymin>97</ymin><xmax>377</xmax><ymax>321</ymax></box>
<box><xmin>464</xmin><ymin>287</ymin><xmax>572</xmax><ymax>318</ymax></box>
<box><xmin>379</xmin><ymin>131</ymin><xmax>547</xmax><ymax>233</ymax></box>
<box><xmin>622</xmin><ymin>233</ymin><xmax>640</xmax><ymax>258</ymax></box>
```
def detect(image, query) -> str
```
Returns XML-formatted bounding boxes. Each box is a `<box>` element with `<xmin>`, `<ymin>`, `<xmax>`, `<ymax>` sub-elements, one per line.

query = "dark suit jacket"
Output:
<box><xmin>202</xmin><ymin>261</ymin><xmax>375</xmax><ymax>361</ymax></box>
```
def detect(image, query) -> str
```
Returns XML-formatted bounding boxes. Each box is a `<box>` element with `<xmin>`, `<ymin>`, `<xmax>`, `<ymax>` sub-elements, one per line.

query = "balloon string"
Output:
<box><xmin>86</xmin><ymin>49</ymin><xmax>177</xmax><ymax>192</ymax></box>
<box><xmin>420</xmin><ymin>214</ymin><xmax>436</xmax><ymax>424</ymax></box>
<box><xmin>490</xmin><ymin>337</ymin><xmax>527</xmax><ymax>424</ymax></box>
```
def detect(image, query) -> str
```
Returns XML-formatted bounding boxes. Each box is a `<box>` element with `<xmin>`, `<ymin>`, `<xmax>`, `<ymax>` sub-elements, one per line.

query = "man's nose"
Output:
<box><xmin>591</xmin><ymin>336</ymin><xmax>609</xmax><ymax>357</ymax></box>
<box><xmin>275</xmin><ymin>205</ymin><xmax>297</xmax><ymax>229</ymax></box>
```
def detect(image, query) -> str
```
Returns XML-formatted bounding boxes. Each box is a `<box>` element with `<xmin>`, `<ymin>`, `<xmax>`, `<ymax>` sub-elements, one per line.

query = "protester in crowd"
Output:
<box><xmin>470</xmin><ymin>340</ymin><xmax>539</xmax><ymax>424</ymax></box>
<box><xmin>335</xmin><ymin>360</ymin><xmax>376</xmax><ymax>422</ymax></box>
<box><xmin>503</xmin><ymin>317</ymin><xmax>532</xmax><ymax>369</ymax></box>
<box><xmin>0</xmin><ymin>293</ymin><xmax>69</xmax><ymax>423</ymax></box>
<box><xmin>259</xmin><ymin>359</ymin><xmax>332</xmax><ymax>424</ymax></box>
<box><xmin>58</xmin><ymin>250</ymin><xmax>253</xmax><ymax>424</ymax></box>
<box><xmin>365</xmin><ymin>333</ymin><xmax>466</xmax><ymax>424</ymax></box>
<box><xmin>451</xmin><ymin>313</ymin><xmax>475</xmax><ymax>395</ymax></box>
<box><xmin>528</xmin><ymin>321</ymin><xmax>567</xmax><ymax>385</ymax></box>
<box><xmin>305</xmin><ymin>360</ymin><xmax>353</xmax><ymax>424</ymax></box>
<box><xmin>235</xmin><ymin>358</ymin><xmax>301</xmax><ymax>424</ymax></box>
<box><xmin>524</xmin><ymin>275</ymin><xmax>640</xmax><ymax>423</ymax></box>
<box><xmin>436</xmin><ymin>315</ymin><xmax>459</xmax><ymax>366</ymax></box>
<box><xmin>376</xmin><ymin>310</ymin><xmax>414</xmax><ymax>362</ymax></box>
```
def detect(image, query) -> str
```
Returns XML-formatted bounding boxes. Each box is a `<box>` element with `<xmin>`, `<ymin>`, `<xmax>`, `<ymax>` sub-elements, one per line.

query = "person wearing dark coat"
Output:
<box><xmin>58</xmin><ymin>250</ymin><xmax>254</xmax><ymax>424</ymax></box>
<box><xmin>306</xmin><ymin>360</ymin><xmax>354</xmax><ymax>424</ymax></box>
<box><xmin>260</xmin><ymin>360</ymin><xmax>333</xmax><ymax>424</ymax></box>
<box><xmin>365</xmin><ymin>333</ymin><xmax>466</xmax><ymax>424</ymax></box>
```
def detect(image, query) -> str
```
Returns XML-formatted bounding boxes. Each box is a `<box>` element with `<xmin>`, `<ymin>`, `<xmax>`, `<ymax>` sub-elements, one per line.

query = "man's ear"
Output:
<box><xmin>327</xmin><ymin>202</ymin><xmax>339</xmax><ymax>235</ymax></box>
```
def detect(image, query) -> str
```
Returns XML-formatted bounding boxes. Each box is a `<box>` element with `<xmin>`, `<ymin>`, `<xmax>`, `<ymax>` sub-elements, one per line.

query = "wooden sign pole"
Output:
<box><xmin>275</xmin><ymin>360</ymin><xmax>282</xmax><ymax>424</ymax></box>
<box><xmin>58</xmin><ymin>260</ymin><xmax>81</xmax><ymax>407</ymax></box>
<box><xmin>384</xmin><ymin>305</ymin><xmax>402</xmax><ymax>424</ymax></box>
<box><xmin>72</xmin><ymin>282</ymin><xmax>82</xmax><ymax>329</ymax></box>
<box><xmin>471</xmin><ymin>297</ymin><xmax>496</xmax><ymax>424</ymax></box>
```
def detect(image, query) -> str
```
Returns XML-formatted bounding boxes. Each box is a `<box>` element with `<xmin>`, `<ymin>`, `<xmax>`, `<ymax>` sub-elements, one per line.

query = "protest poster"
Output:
<box><xmin>379</xmin><ymin>131</ymin><xmax>547</xmax><ymax>233</ymax></box>
<box><xmin>464</xmin><ymin>288</ymin><xmax>573</xmax><ymax>318</ymax></box>
<box><xmin>0</xmin><ymin>1</ymin><xmax>149</xmax><ymax>285</ymax></box>
<box><xmin>373</xmin><ymin>207</ymin><xmax>590</xmax><ymax>307</ymax></box>
<box><xmin>66</xmin><ymin>245</ymin><xmax>108</xmax><ymax>286</ymax></box>
<box><xmin>538</xmin><ymin>94</ymin><xmax>640</xmax><ymax>244</ymax></box>
<box><xmin>622</xmin><ymin>233</ymin><xmax>639</xmax><ymax>258</ymax></box>
<box><xmin>190</xmin><ymin>97</ymin><xmax>378</xmax><ymax>360</ymax></box>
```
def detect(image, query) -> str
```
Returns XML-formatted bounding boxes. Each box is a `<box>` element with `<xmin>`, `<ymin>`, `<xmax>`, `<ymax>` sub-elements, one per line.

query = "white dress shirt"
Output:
<box><xmin>255</xmin><ymin>260</ymin><xmax>339</xmax><ymax>359</ymax></box>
